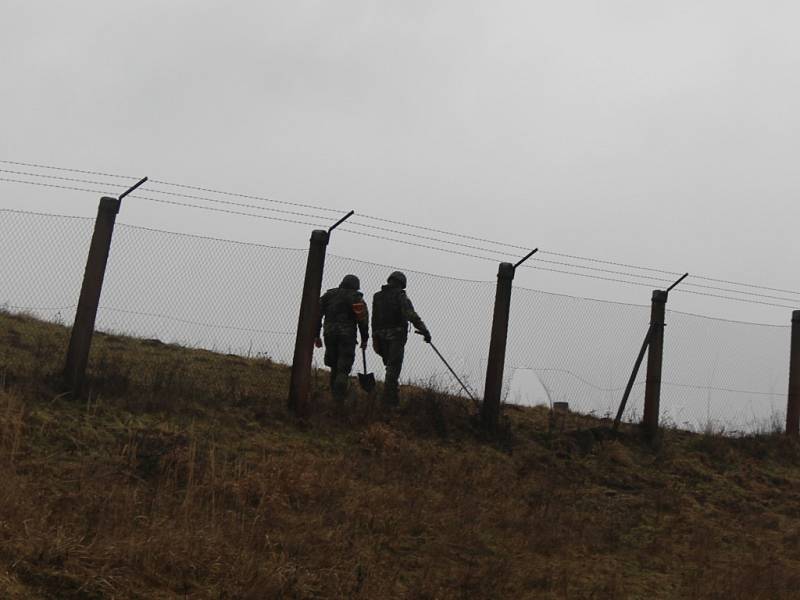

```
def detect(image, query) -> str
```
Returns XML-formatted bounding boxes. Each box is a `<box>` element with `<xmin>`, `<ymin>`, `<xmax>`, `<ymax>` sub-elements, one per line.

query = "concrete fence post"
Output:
<box><xmin>787</xmin><ymin>310</ymin><xmax>800</xmax><ymax>437</ymax></box>
<box><xmin>64</xmin><ymin>196</ymin><xmax>121</xmax><ymax>394</ymax></box>
<box><xmin>481</xmin><ymin>262</ymin><xmax>515</xmax><ymax>432</ymax></box>
<box><xmin>288</xmin><ymin>229</ymin><xmax>329</xmax><ymax>417</ymax></box>
<box><xmin>642</xmin><ymin>289</ymin><xmax>668</xmax><ymax>437</ymax></box>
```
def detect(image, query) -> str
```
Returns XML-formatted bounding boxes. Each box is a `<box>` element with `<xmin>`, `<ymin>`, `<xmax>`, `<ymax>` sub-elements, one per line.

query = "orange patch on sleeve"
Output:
<box><xmin>352</xmin><ymin>302</ymin><xmax>367</xmax><ymax>320</ymax></box>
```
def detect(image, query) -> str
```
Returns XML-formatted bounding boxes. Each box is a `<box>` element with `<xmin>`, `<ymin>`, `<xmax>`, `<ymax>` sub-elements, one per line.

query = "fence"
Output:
<box><xmin>0</xmin><ymin>206</ymin><xmax>794</xmax><ymax>433</ymax></box>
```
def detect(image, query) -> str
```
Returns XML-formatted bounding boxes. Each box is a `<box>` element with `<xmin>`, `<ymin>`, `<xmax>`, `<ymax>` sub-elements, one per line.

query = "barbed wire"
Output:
<box><xmin>0</xmin><ymin>159</ymin><xmax>134</xmax><ymax>180</ymax></box>
<box><xmin>0</xmin><ymin>177</ymin><xmax>519</xmax><ymax>265</ymax></box>
<box><xmin>0</xmin><ymin>168</ymin><xmax>337</xmax><ymax>223</ymax></box>
<box><xmin>5</xmin><ymin>169</ymin><xmax>799</xmax><ymax>302</ymax></box>
<box><xmin>0</xmin><ymin>176</ymin><xmax>115</xmax><ymax>197</ymax></box>
<box><xmin>526</xmin><ymin>256</ymin><xmax>799</xmax><ymax>303</ymax></box>
<box><xmin>4</xmin><ymin>161</ymin><xmax>800</xmax><ymax>302</ymax></box>
<box><xmin>520</xmin><ymin>263</ymin><xmax>797</xmax><ymax>309</ymax></box>
<box><xmin>3</xmin><ymin>176</ymin><xmax>797</xmax><ymax>310</ymax></box>
<box><xmin>0</xmin><ymin>177</ymin><xmax>335</xmax><ymax>231</ymax></box>
<box><xmin>0</xmin><ymin>176</ymin><xmax>730</xmax><ymax>290</ymax></box>
<box><xmin>674</xmin><ymin>289</ymin><xmax>796</xmax><ymax>310</ymax></box>
<box><xmin>0</xmin><ymin>168</ymin><xmax>129</xmax><ymax>193</ymax></box>
<box><xmin>0</xmin><ymin>170</ymin><xmax>517</xmax><ymax>259</ymax></box>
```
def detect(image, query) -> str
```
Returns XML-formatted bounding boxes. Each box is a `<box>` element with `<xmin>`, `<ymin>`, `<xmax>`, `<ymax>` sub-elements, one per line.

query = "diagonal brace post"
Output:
<box><xmin>613</xmin><ymin>324</ymin><xmax>654</xmax><ymax>431</ymax></box>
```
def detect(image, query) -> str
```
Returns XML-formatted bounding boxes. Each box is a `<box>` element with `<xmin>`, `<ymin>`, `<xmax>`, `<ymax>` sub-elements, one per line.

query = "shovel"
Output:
<box><xmin>358</xmin><ymin>347</ymin><xmax>376</xmax><ymax>392</ymax></box>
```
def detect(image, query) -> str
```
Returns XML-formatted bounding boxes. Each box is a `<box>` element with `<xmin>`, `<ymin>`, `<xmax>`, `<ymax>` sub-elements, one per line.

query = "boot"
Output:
<box><xmin>382</xmin><ymin>381</ymin><xmax>399</xmax><ymax>407</ymax></box>
<box><xmin>332</xmin><ymin>372</ymin><xmax>349</xmax><ymax>405</ymax></box>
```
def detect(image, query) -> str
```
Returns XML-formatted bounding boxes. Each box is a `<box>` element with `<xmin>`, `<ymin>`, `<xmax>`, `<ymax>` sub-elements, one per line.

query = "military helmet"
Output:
<box><xmin>340</xmin><ymin>274</ymin><xmax>360</xmax><ymax>290</ymax></box>
<box><xmin>387</xmin><ymin>271</ymin><xmax>407</xmax><ymax>289</ymax></box>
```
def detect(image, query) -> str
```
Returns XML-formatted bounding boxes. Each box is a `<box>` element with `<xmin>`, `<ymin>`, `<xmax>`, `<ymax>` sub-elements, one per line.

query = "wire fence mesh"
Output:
<box><xmin>0</xmin><ymin>207</ymin><xmax>792</xmax><ymax>433</ymax></box>
<box><xmin>506</xmin><ymin>288</ymin><xmax>790</xmax><ymax>433</ymax></box>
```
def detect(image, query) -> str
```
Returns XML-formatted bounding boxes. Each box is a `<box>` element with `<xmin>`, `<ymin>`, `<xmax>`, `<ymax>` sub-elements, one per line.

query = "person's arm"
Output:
<box><xmin>401</xmin><ymin>294</ymin><xmax>430</xmax><ymax>342</ymax></box>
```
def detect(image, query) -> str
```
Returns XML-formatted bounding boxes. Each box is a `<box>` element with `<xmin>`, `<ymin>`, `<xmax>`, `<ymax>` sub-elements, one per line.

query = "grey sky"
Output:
<box><xmin>3</xmin><ymin>1</ymin><xmax>799</xmax><ymax>324</ymax></box>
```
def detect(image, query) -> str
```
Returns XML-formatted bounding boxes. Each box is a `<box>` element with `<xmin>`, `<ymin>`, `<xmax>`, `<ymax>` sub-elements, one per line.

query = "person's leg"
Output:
<box><xmin>333</xmin><ymin>336</ymin><xmax>356</xmax><ymax>402</ymax></box>
<box><xmin>324</xmin><ymin>335</ymin><xmax>339</xmax><ymax>393</ymax></box>
<box><xmin>382</xmin><ymin>339</ymin><xmax>405</xmax><ymax>406</ymax></box>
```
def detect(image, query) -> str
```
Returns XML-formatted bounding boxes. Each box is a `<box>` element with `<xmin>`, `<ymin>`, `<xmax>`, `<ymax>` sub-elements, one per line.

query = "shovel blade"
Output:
<box><xmin>358</xmin><ymin>373</ymin><xmax>376</xmax><ymax>392</ymax></box>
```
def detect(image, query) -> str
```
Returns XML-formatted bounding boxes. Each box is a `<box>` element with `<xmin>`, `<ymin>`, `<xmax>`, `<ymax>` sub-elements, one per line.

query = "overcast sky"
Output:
<box><xmin>3</xmin><ymin>1</ymin><xmax>799</xmax><ymax>324</ymax></box>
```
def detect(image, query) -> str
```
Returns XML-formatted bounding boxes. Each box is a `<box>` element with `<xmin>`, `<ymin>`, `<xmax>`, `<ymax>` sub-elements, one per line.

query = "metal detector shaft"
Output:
<box><xmin>418</xmin><ymin>334</ymin><xmax>477</xmax><ymax>403</ymax></box>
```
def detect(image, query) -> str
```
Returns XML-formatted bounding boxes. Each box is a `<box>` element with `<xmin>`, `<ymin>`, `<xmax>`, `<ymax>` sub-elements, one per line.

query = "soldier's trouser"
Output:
<box><xmin>323</xmin><ymin>333</ymin><xmax>356</xmax><ymax>401</ymax></box>
<box><xmin>375</xmin><ymin>335</ymin><xmax>406</xmax><ymax>405</ymax></box>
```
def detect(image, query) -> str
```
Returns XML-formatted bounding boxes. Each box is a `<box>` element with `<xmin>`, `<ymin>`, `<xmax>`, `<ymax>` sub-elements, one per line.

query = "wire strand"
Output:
<box><xmin>131</xmin><ymin>193</ymin><xmax>332</xmax><ymax>230</ymax></box>
<box><xmin>4</xmin><ymin>163</ymin><xmax>800</xmax><ymax>299</ymax></box>
<box><xmin>9</xmin><ymin>170</ymin><xmax>796</xmax><ymax>301</ymax></box>
<box><xmin>0</xmin><ymin>159</ymin><xmax>134</xmax><ymax>180</ymax></box>
<box><xmin>1</xmin><ymin>185</ymin><xmax>795</xmax><ymax>313</ymax></box>
<box><xmin>0</xmin><ymin>169</ymin><xmax>519</xmax><ymax>259</ymax></box>
<box><xmin>0</xmin><ymin>177</ymin><xmax>334</xmax><ymax>231</ymax></box>
<box><xmin>514</xmin><ymin>366</ymin><xmax>783</xmax><ymax>396</ymax></box>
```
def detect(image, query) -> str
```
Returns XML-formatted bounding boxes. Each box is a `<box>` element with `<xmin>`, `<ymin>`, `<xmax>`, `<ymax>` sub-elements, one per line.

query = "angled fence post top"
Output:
<box><xmin>117</xmin><ymin>177</ymin><xmax>148</xmax><ymax>207</ymax></box>
<box><xmin>327</xmin><ymin>210</ymin><xmax>354</xmax><ymax>235</ymax></box>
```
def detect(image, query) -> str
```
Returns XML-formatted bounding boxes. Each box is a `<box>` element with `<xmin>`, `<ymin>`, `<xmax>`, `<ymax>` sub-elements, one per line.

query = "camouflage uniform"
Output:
<box><xmin>316</xmin><ymin>275</ymin><xmax>369</xmax><ymax>402</ymax></box>
<box><xmin>371</xmin><ymin>273</ymin><xmax>430</xmax><ymax>405</ymax></box>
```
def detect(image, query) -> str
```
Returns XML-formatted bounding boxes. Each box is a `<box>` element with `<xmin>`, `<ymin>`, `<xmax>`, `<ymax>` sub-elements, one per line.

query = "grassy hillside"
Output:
<box><xmin>1</xmin><ymin>310</ymin><xmax>800</xmax><ymax>599</ymax></box>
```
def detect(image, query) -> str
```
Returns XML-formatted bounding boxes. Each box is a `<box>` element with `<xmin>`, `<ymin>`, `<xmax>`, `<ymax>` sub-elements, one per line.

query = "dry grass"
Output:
<box><xmin>1</xmin><ymin>311</ymin><xmax>800</xmax><ymax>599</ymax></box>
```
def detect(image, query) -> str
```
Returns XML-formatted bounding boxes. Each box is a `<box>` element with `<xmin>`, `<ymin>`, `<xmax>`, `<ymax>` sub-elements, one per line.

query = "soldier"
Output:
<box><xmin>315</xmin><ymin>274</ymin><xmax>369</xmax><ymax>403</ymax></box>
<box><xmin>371</xmin><ymin>271</ymin><xmax>431</xmax><ymax>406</ymax></box>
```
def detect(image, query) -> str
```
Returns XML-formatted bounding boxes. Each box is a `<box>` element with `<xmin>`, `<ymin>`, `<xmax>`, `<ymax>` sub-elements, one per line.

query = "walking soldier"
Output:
<box><xmin>371</xmin><ymin>271</ymin><xmax>431</xmax><ymax>406</ymax></box>
<box><xmin>315</xmin><ymin>274</ymin><xmax>369</xmax><ymax>402</ymax></box>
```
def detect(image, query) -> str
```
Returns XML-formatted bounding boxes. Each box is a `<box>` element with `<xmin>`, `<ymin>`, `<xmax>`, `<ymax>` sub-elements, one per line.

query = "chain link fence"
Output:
<box><xmin>0</xmin><ymin>208</ymin><xmax>791</xmax><ymax>432</ymax></box>
<box><xmin>506</xmin><ymin>287</ymin><xmax>789</xmax><ymax>433</ymax></box>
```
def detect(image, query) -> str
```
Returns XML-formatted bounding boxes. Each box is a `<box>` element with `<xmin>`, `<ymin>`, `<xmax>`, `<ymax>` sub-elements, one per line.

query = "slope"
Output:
<box><xmin>1</xmin><ymin>311</ymin><xmax>799</xmax><ymax>599</ymax></box>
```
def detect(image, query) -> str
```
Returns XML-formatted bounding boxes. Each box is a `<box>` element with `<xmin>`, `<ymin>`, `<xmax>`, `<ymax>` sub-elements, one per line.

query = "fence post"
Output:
<box><xmin>787</xmin><ymin>310</ymin><xmax>800</xmax><ymax>437</ymax></box>
<box><xmin>642</xmin><ymin>289</ymin><xmax>668</xmax><ymax>437</ymax></box>
<box><xmin>63</xmin><ymin>196</ymin><xmax>121</xmax><ymax>394</ymax></box>
<box><xmin>288</xmin><ymin>229</ymin><xmax>329</xmax><ymax>417</ymax></box>
<box><xmin>481</xmin><ymin>262</ymin><xmax>515</xmax><ymax>431</ymax></box>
